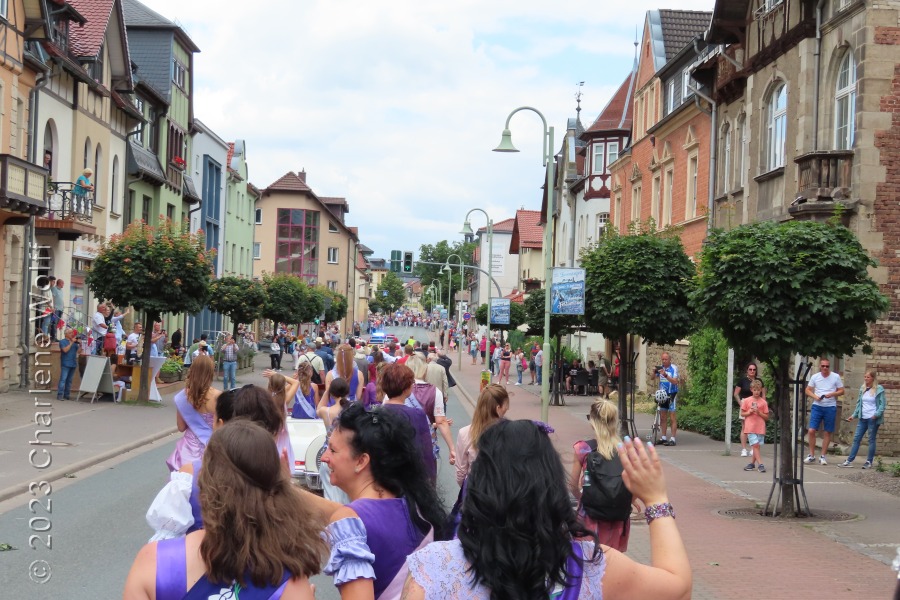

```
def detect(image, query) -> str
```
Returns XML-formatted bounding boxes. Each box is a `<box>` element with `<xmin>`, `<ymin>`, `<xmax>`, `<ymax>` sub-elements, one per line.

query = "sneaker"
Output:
<box><xmin>659</xmin><ymin>437</ymin><xmax>667</xmax><ymax>444</ymax></box>
<box><xmin>743</xmin><ymin>463</ymin><xmax>756</xmax><ymax>471</ymax></box>
<box><xmin>862</xmin><ymin>461</ymin><xmax>872</xmax><ymax>470</ymax></box>
<box><xmin>819</xmin><ymin>456</ymin><xmax>828</xmax><ymax>466</ymax></box>
<box><xmin>838</xmin><ymin>460</ymin><xmax>854</xmax><ymax>468</ymax></box>
<box><xmin>666</xmin><ymin>439</ymin><xmax>676</xmax><ymax>446</ymax></box>
<box><xmin>758</xmin><ymin>464</ymin><xmax>766</xmax><ymax>473</ymax></box>
<box><xmin>803</xmin><ymin>455</ymin><xmax>815</xmax><ymax>464</ymax></box>
<box><xmin>740</xmin><ymin>449</ymin><xmax>750</xmax><ymax>457</ymax></box>
<box><xmin>515</xmin><ymin>382</ymin><xmax>520</xmax><ymax>386</ymax></box>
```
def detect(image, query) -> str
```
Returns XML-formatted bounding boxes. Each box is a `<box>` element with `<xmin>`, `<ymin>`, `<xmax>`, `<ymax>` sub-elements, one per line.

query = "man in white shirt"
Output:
<box><xmin>804</xmin><ymin>358</ymin><xmax>844</xmax><ymax>465</ymax></box>
<box><xmin>126</xmin><ymin>323</ymin><xmax>143</xmax><ymax>364</ymax></box>
<box><xmin>535</xmin><ymin>349</ymin><xmax>544</xmax><ymax>385</ymax></box>
<box><xmin>424</xmin><ymin>352</ymin><xmax>450</xmax><ymax>401</ymax></box>
<box><xmin>298</xmin><ymin>343</ymin><xmax>326</xmax><ymax>383</ymax></box>
<box><xmin>91</xmin><ymin>304</ymin><xmax>109</xmax><ymax>355</ymax></box>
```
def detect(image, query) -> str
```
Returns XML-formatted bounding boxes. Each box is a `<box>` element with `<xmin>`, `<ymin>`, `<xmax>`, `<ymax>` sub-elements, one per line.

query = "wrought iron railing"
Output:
<box><xmin>795</xmin><ymin>150</ymin><xmax>853</xmax><ymax>201</ymax></box>
<box><xmin>45</xmin><ymin>182</ymin><xmax>94</xmax><ymax>222</ymax></box>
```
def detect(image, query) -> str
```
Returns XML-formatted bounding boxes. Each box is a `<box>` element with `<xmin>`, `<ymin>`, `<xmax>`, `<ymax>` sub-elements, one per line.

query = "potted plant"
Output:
<box><xmin>171</xmin><ymin>156</ymin><xmax>186</xmax><ymax>171</ymax></box>
<box><xmin>159</xmin><ymin>358</ymin><xmax>183</xmax><ymax>383</ymax></box>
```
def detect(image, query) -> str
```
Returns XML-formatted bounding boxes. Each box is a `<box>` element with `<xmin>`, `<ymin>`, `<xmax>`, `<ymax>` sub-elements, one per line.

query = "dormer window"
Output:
<box><xmin>53</xmin><ymin>17</ymin><xmax>69</xmax><ymax>51</ymax></box>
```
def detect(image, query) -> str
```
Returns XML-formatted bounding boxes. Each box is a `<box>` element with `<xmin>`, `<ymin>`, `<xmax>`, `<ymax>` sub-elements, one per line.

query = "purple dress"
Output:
<box><xmin>324</xmin><ymin>498</ymin><xmax>431</xmax><ymax>600</ymax></box>
<box><xmin>383</xmin><ymin>403</ymin><xmax>436</xmax><ymax>481</ymax></box>
<box><xmin>166</xmin><ymin>391</ymin><xmax>214</xmax><ymax>472</ymax></box>
<box><xmin>154</xmin><ymin>536</ymin><xmax>290</xmax><ymax>599</ymax></box>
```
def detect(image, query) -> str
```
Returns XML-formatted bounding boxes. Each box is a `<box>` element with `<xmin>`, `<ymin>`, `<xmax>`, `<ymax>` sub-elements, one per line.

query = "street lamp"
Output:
<box><xmin>430</xmin><ymin>279</ymin><xmax>442</xmax><ymax>313</ymax></box>
<box><xmin>443</xmin><ymin>255</ymin><xmax>464</xmax><ymax>370</ymax></box>
<box><xmin>494</xmin><ymin>106</ymin><xmax>555</xmax><ymax>422</ymax></box>
<box><xmin>461</xmin><ymin>209</ymin><xmax>493</xmax><ymax>356</ymax></box>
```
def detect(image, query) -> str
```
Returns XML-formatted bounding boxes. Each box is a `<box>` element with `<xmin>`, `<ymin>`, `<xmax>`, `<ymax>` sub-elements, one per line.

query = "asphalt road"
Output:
<box><xmin>0</xmin><ymin>326</ymin><xmax>470</xmax><ymax>599</ymax></box>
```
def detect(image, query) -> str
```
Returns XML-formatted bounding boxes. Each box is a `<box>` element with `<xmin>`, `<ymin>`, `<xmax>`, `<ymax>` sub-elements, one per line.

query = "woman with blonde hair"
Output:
<box><xmin>125</xmin><ymin>420</ymin><xmax>326</xmax><ymax>599</ymax></box>
<box><xmin>409</xmin><ymin>355</ymin><xmax>455</xmax><ymax>466</ymax></box>
<box><xmin>323</xmin><ymin>343</ymin><xmax>361</xmax><ymax>406</ymax></box>
<box><xmin>454</xmin><ymin>384</ymin><xmax>509</xmax><ymax>486</ymax></box>
<box><xmin>569</xmin><ymin>398</ymin><xmax>633</xmax><ymax>551</ymax></box>
<box><xmin>264</xmin><ymin>368</ymin><xmax>301</xmax><ymax>475</ymax></box>
<box><xmin>291</xmin><ymin>362</ymin><xmax>319</xmax><ymax>419</ymax></box>
<box><xmin>839</xmin><ymin>370</ymin><xmax>887</xmax><ymax>469</ymax></box>
<box><xmin>166</xmin><ymin>355</ymin><xmax>220</xmax><ymax>472</ymax></box>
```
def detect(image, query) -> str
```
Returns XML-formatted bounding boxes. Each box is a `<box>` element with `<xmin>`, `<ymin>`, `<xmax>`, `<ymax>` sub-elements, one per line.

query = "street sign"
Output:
<box><xmin>382</xmin><ymin>290</ymin><xmax>388</xmax><ymax>297</ymax></box>
<box><xmin>463</xmin><ymin>312</ymin><xmax>471</xmax><ymax>320</ymax></box>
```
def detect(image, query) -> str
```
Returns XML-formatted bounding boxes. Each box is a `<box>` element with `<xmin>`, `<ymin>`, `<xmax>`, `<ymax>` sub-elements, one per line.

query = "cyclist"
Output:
<box><xmin>655</xmin><ymin>352</ymin><xmax>680</xmax><ymax>446</ymax></box>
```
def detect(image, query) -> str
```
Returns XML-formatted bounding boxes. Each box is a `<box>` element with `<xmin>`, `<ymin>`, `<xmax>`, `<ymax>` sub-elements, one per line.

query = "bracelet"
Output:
<box><xmin>644</xmin><ymin>502</ymin><xmax>676</xmax><ymax>525</ymax></box>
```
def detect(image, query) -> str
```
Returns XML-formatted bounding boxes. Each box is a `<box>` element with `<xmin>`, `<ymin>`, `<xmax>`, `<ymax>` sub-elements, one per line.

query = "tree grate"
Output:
<box><xmin>717</xmin><ymin>507</ymin><xmax>857</xmax><ymax>522</ymax></box>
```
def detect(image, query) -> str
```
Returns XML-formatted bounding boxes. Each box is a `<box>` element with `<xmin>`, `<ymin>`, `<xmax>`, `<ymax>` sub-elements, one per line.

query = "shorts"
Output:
<box><xmin>809</xmin><ymin>404</ymin><xmax>836</xmax><ymax>433</ymax></box>
<box><xmin>747</xmin><ymin>433</ymin><xmax>765</xmax><ymax>446</ymax></box>
<box><xmin>480</xmin><ymin>351</ymin><xmax>486</xmax><ymax>358</ymax></box>
<box><xmin>659</xmin><ymin>394</ymin><xmax>677</xmax><ymax>412</ymax></box>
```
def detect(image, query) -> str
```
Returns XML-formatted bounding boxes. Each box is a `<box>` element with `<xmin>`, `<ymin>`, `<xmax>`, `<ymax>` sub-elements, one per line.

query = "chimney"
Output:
<box><xmin>298</xmin><ymin>169</ymin><xmax>306</xmax><ymax>182</ymax></box>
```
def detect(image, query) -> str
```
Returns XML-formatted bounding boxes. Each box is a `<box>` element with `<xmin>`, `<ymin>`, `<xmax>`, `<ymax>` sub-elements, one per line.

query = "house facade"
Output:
<box><xmin>701</xmin><ymin>0</ymin><xmax>900</xmax><ymax>453</ymax></box>
<box><xmin>469</xmin><ymin>218</ymin><xmax>517</xmax><ymax>313</ymax></box>
<box><xmin>508</xmin><ymin>209</ymin><xmax>544</xmax><ymax>292</ymax></box>
<box><xmin>253</xmin><ymin>171</ymin><xmax>361</xmax><ymax>333</ymax></box>
<box><xmin>0</xmin><ymin>0</ymin><xmax>53</xmax><ymax>391</ymax></box>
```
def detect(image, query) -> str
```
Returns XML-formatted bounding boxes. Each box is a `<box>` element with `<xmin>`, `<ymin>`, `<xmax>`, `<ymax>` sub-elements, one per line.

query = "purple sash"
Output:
<box><xmin>558</xmin><ymin>542</ymin><xmax>584</xmax><ymax>600</ymax></box>
<box><xmin>291</xmin><ymin>387</ymin><xmax>317</xmax><ymax>419</ymax></box>
<box><xmin>174</xmin><ymin>391</ymin><xmax>213</xmax><ymax>447</ymax></box>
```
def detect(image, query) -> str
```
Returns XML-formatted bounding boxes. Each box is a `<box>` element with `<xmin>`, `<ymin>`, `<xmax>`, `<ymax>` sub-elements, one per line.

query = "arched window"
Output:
<box><xmin>83</xmin><ymin>138</ymin><xmax>92</xmax><ymax>171</ymax></box>
<box><xmin>111</xmin><ymin>156</ymin><xmax>119</xmax><ymax>213</ymax></box>
<box><xmin>765</xmin><ymin>83</ymin><xmax>787</xmax><ymax>171</ymax></box>
<box><xmin>737</xmin><ymin>113</ymin><xmax>747</xmax><ymax>187</ymax></box>
<box><xmin>834</xmin><ymin>52</ymin><xmax>857</xmax><ymax>150</ymax></box>
<box><xmin>94</xmin><ymin>144</ymin><xmax>102</xmax><ymax>206</ymax></box>
<box><xmin>721</xmin><ymin>123</ymin><xmax>732</xmax><ymax>193</ymax></box>
<box><xmin>42</xmin><ymin>121</ymin><xmax>56</xmax><ymax>179</ymax></box>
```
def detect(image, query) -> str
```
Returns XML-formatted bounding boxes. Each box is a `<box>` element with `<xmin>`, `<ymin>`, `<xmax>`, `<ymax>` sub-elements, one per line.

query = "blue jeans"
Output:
<box><xmin>517</xmin><ymin>367</ymin><xmax>523</xmax><ymax>384</ymax></box>
<box><xmin>847</xmin><ymin>418</ymin><xmax>880</xmax><ymax>463</ymax></box>
<box><xmin>536</xmin><ymin>365</ymin><xmax>542</xmax><ymax>384</ymax></box>
<box><xmin>222</xmin><ymin>361</ymin><xmax>237</xmax><ymax>390</ymax></box>
<box><xmin>58</xmin><ymin>365</ymin><xmax>76</xmax><ymax>398</ymax></box>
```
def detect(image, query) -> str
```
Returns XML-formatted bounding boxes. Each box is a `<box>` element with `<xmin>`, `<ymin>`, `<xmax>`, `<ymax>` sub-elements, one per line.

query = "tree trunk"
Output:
<box><xmin>232</xmin><ymin>321</ymin><xmax>240</xmax><ymax>341</ymax></box>
<box><xmin>776</xmin><ymin>355</ymin><xmax>797</xmax><ymax>516</ymax></box>
<box><xmin>618</xmin><ymin>334</ymin><xmax>629</xmax><ymax>437</ymax></box>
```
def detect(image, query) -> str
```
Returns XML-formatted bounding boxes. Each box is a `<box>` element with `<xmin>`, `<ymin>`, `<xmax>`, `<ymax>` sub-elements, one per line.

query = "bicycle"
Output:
<box><xmin>648</xmin><ymin>405</ymin><xmax>662</xmax><ymax>445</ymax></box>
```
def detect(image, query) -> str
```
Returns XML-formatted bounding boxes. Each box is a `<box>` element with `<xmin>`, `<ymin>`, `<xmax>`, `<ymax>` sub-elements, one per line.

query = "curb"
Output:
<box><xmin>0</xmin><ymin>426</ymin><xmax>178</xmax><ymax>504</ymax></box>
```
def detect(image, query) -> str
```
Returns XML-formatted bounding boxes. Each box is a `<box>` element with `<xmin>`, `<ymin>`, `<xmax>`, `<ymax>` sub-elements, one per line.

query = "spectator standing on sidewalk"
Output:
<box><xmin>49</xmin><ymin>277</ymin><xmax>65</xmax><ymax>341</ymax></box>
<box><xmin>57</xmin><ymin>328</ymin><xmax>79</xmax><ymax>401</ymax></box>
<box><xmin>733</xmin><ymin>363</ymin><xmax>765</xmax><ymax>458</ymax></box>
<box><xmin>740</xmin><ymin>381</ymin><xmax>770</xmax><ymax>473</ymax></box>
<box><xmin>497</xmin><ymin>343</ymin><xmax>512</xmax><ymax>385</ymax></box>
<box><xmin>839</xmin><ymin>370</ymin><xmax>885</xmax><ymax>469</ymax></box>
<box><xmin>804</xmin><ymin>359</ymin><xmax>844</xmax><ymax>465</ymax></box>
<box><xmin>220</xmin><ymin>334</ymin><xmax>238</xmax><ymax>390</ymax></box>
<box><xmin>535</xmin><ymin>347</ymin><xmax>544</xmax><ymax>385</ymax></box>
<box><xmin>514</xmin><ymin>347</ymin><xmax>526</xmax><ymax>385</ymax></box>
<box><xmin>656</xmin><ymin>352</ymin><xmax>680</xmax><ymax>446</ymax></box>
<box><xmin>479</xmin><ymin>335</ymin><xmax>487</xmax><ymax>365</ymax></box>
<box><xmin>91</xmin><ymin>303</ymin><xmax>109</xmax><ymax>355</ymax></box>
<box><xmin>529</xmin><ymin>342</ymin><xmax>538</xmax><ymax>384</ymax></box>
<box><xmin>596</xmin><ymin>351</ymin><xmax>610</xmax><ymax>398</ymax></box>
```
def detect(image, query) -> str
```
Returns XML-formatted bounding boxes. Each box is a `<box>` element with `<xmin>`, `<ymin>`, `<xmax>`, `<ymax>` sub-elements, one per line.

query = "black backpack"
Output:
<box><xmin>580</xmin><ymin>439</ymin><xmax>633</xmax><ymax>522</ymax></box>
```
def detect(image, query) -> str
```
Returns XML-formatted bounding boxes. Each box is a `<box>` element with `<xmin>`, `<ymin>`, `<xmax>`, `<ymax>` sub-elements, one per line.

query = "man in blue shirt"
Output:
<box><xmin>656</xmin><ymin>352</ymin><xmax>680</xmax><ymax>446</ymax></box>
<box><xmin>57</xmin><ymin>328</ymin><xmax>80</xmax><ymax>400</ymax></box>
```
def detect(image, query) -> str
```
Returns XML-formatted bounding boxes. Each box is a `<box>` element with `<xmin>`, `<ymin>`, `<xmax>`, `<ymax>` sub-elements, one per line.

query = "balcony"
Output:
<box><xmin>0</xmin><ymin>154</ymin><xmax>48</xmax><ymax>225</ymax></box>
<box><xmin>794</xmin><ymin>150</ymin><xmax>853</xmax><ymax>203</ymax></box>
<box><xmin>34</xmin><ymin>183</ymin><xmax>97</xmax><ymax>241</ymax></box>
<box><xmin>790</xmin><ymin>150</ymin><xmax>856</xmax><ymax>225</ymax></box>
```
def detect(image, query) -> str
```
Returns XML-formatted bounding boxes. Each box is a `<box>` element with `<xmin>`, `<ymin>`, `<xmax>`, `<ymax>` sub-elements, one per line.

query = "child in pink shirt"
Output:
<box><xmin>740</xmin><ymin>380</ymin><xmax>770</xmax><ymax>473</ymax></box>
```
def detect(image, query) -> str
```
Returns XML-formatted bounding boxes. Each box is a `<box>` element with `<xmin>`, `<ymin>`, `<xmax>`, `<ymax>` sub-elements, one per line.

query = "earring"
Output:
<box><xmin>354</xmin><ymin>467</ymin><xmax>360</xmax><ymax>474</ymax></box>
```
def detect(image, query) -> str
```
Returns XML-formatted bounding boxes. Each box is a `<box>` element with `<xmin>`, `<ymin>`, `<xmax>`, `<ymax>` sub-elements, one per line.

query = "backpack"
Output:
<box><xmin>299</xmin><ymin>355</ymin><xmax>323</xmax><ymax>385</ymax></box>
<box><xmin>103</xmin><ymin>331</ymin><xmax>118</xmax><ymax>352</ymax></box>
<box><xmin>580</xmin><ymin>439</ymin><xmax>633</xmax><ymax>522</ymax></box>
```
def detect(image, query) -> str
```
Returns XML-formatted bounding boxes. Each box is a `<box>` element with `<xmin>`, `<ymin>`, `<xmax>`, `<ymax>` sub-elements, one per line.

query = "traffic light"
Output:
<box><xmin>403</xmin><ymin>251</ymin><xmax>413</xmax><ymax>273</ymax></box>
<box><xmin>390</xmin><ymin>250</ymin><xmax>401</xmax><ymax>273</ymax></box>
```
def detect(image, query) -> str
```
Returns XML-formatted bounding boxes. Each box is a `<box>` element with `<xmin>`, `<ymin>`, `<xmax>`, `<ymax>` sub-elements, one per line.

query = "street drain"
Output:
<box><xmin>717</xmin><ymin>507</ymin><xmax>858</xmax><ymax>522</ymax></box>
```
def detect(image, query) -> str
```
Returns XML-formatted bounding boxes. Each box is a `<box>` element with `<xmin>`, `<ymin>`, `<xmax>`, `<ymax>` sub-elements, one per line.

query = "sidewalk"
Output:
<box><xmin>445</xmin><ymin>349</ymin><xmax>898</xmax><ymax>598</ymax></box>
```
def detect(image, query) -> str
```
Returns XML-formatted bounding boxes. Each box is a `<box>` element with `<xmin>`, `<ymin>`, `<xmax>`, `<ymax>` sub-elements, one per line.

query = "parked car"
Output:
<box><xmin>286</xmin><ymin>416</ymin><xmax>327</xmax><ymax>491</ymax></box>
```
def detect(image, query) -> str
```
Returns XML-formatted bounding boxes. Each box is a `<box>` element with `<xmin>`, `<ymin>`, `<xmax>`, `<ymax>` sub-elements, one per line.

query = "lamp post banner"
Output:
<box><xmin>490</xmin><ymin>298</ymin><xmax>511</xmax><ymax>325</ymax></box>
<box><xmin>550</xmin><ymin>267</ymin><xmax>586</xmax><ymax>315</ymax></box>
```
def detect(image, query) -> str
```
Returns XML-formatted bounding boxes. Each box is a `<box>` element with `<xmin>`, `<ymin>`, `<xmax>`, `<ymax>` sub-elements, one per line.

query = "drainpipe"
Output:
<box><xmin>690</xmin><ymin>83</ymin><xmax>718</xmax><ymax>221</ymax></box>
<box><xmin>19</xmin><ymin>69</ymin><xmax>51</xmax><ymax>387</ymax></box>
<box><xmin>812</xmin><ymin>0</ymin><xmax>826</xmax><ymax>150</ymax></box>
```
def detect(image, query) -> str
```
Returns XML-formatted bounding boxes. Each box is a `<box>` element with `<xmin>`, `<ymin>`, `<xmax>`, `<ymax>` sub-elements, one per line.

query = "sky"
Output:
<box><xmin>140</xmin><ymin>0</ymin><xmax>714</xmax><ymax>259</ymax></box>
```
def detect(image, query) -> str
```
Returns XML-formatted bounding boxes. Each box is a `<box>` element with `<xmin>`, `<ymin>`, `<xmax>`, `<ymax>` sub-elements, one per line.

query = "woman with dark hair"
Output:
<box><xmin>166</xmin><ymin>355</ymin><xmax>220</xmax><ymax>472</ymax></box>
<box><xmin>380</xmin><ymin>362</ymin><xmax>436</xmax><ymax>480</ymax></box>
<box><xmin>306</xmin><ymin>402</ymin><xmax>447</xmax><ymax>599</ymax></box>
<box><xmin>733</xmin><ymin>362</ymin><xmax>765</xmax><ymax>458</ymax></box>
<box><xmin>570</xmin><ymin>399</ymin><xmax>633</xmax><ymax>551</ymax></box>
<box><xmin>405</xmin><ymin>421</ymin><xmax>692</xmax><ymax>599</ymax></box>
<box><xmin>126</xmin><ymin>420</ymin><xmax>326</xmax><ymax>599</ymax></box>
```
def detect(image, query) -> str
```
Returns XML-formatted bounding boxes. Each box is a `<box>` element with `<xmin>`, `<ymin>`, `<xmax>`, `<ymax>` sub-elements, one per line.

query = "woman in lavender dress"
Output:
<box><xmin>265</xmin><ymin>369</ymin><xmax>300</xmax><ymax>475</ymax></box>
<box><xmin>166</xmin><ymin>356</ymin><xmax>219</xmax><ymax>472</ymax></box>
<box><xmin>299</xmin><ymin>402</ymin><xmax>447</xmax><ymax>600</ymax></box>
<box><xmin>380</xmin><ymin>362</ymin><xmax>437</xmax><ymax>481</ymax></box>
<box><xmin>125</xmin><ymin>420</ymin><xmax>326</xmax><ymax>599</ymax></box>
<box><xmin>404</xmin><ymin>421</ymin><xmax>693</xmax><ymax>600</ymax></box>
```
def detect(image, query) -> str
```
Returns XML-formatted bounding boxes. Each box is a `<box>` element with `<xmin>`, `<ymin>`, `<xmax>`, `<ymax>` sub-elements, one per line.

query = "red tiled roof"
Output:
<box><xmin>68</xmin><ymin>0</ymin><xmax>116</xmax><ymax>58</ymax></box>
<box><xmin>226</xmin><ymin>142</ymin><xmax>235</xmax><ymax>169</ymax></box>
<box><xmin>320</xmin><ymin>196</ymin><xmax>347</xmax><ymax>206</ymax></box>
<box><xmin>264</xmin><ymin>171</ymin><xmax>314</xmax><ymax>194</ymax></box>
<box><xmin>110</xmin><ymin>89</ymin><xmax>142</xmax><ymax>119</ymax></box>
<box><xmin>504</xmin><ymin>289</ymin><xmax>526</xmax><ymax>304</ymax></box>
<box><xmin>356</xmin><ymin>251</ymin><xmax>368</xmax><ymax>271</ymax></box>
<box><xmin>509</xmin><ymin>209</ymin><xmax>543</xmax><ymax>254</ymax></box>
<box><xmin>476</xmin><ymin>217</ymin><xmax>515</xmax><ymax>234</ymax></box>
<box><xmin>584</xmin><ymin>72</ymin><xmax>636</xmax><ymax>135</ymax></box>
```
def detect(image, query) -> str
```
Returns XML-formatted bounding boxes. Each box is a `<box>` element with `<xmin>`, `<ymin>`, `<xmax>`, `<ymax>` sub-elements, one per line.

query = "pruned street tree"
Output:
<box><xmin>414</xmin><ymin>239</ymin><xmax>476</xmax><ymax>306</ymax></box>
<box><xmin>580</xmin><ymin>222</ymin><xmax>695</xmax><ymax>431</ymax></box>
<box><xmin>692</xmin><ymin>219</ymin><xmax>889</xmax><ymax>517</ymax></box>
<box><xmin>376</xmin><ymin>271</ymin><xmax>407</xmax><ymax>314</ymax></box>
<box><xmin>262</xmin><ymin>273</ymin><xmax>310</xmax><ymax>335</ymax></box>
<box><xmin>208</xmin><ymin>276</ymin><xmax>267</xmax><ymax>339</ymax></box>
<box><xmin>523</xmin><ymin>287</ymin><xmax>586</xmax><ymax>405</ymax></box>
<box><xmin>86</xmin><ymin>220</ymin><xmax>215</xmax><ymax>402</ymax></box>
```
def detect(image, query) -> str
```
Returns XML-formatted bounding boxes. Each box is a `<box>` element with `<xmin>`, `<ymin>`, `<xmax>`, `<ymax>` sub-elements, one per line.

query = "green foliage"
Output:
<box><xmin>522</xmin><ymin>288</ymin><xmax>584</xmax><ymax>339</ymax></box>
<box><xmin>208</xmin><ymin>276</ymin><xmax>267</xmax><ymax>337</ymax></box>
<box><xmin>580</xmin><ymin>221</ymin><xmax>695</xmax><ymax>345</ymax></box>
<box><xmin>87</xmin><ymin>219</ymin><xmax>214</xmax><ymax>321</ymax></box>
<box><xmin>376</xmin><ymin>271</ymin><xmax>407</xmax><ymax>312</ymax></box>
<box><xmin>506</xmin><ymin>329</ymin><xmax>525</xmax><ymax>350</ymax></box>
<box><xmin>559</xmin><ymin>344</ymin><xmax>581</xmax><ymax>364</ymax></box>
<box><xmin>891</xmin><ymin>462</ymin><xmax>900</xmax><ymax>478</ymax></box>
<box><xmin>474</xmin><ymin>301</ymin><xmax>526</xmax><ymax>332</ymax></box>
<box><xmin>159</xmin><ymin>358</ymin><xmax>183</xmax><ymax>375</ymax></box>
<box><xmin>262</xmin><ymin>273</ymin><xmax>310</xmax><ymax>327</ymax></box>
<box><xmin>875</xmin><ymin>457</ymin><xmax>886</xmax><ymax>473</ymax></box>
<box><xmin>313</xmin><ymin>286</ymin><xmax>348</xmax><ymax>323</ymax></box>
<box><xmin>692</xmin><ymin>220</ymin><xmax>889</xmax><ymax>360</ymax></box>
<box><xmin>677</xmin><ymin>403</ymin><xmax>776</xmax><ymax>443</ymax></box>
<box><xmin>683</xmin><ymin>327</ymin><xmax>729</xmax><ymax>408</ymax></box>
<box><xmin>414</xmin><ymin>239</ymin><xmax>476</xmax><ymax>305</ymax></box>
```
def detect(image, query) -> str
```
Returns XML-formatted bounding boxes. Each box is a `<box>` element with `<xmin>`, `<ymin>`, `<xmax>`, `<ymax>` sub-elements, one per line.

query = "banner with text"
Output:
<box><xmin>490</xmin><ymin>298</ymin><xmax>511</xmax><ymax>325</ymax></box>
<box><xmin>550</xmin><ymin>267</ymin><xmax>586</xmax><ymax>315</ymax></box>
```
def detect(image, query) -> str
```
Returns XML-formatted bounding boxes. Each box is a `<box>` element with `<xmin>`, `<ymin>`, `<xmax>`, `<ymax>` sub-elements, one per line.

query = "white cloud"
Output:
<box><xmin>141</xmin><ymin>0</ymin><xmax>713</xmax><ymax>258</ymax></box>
